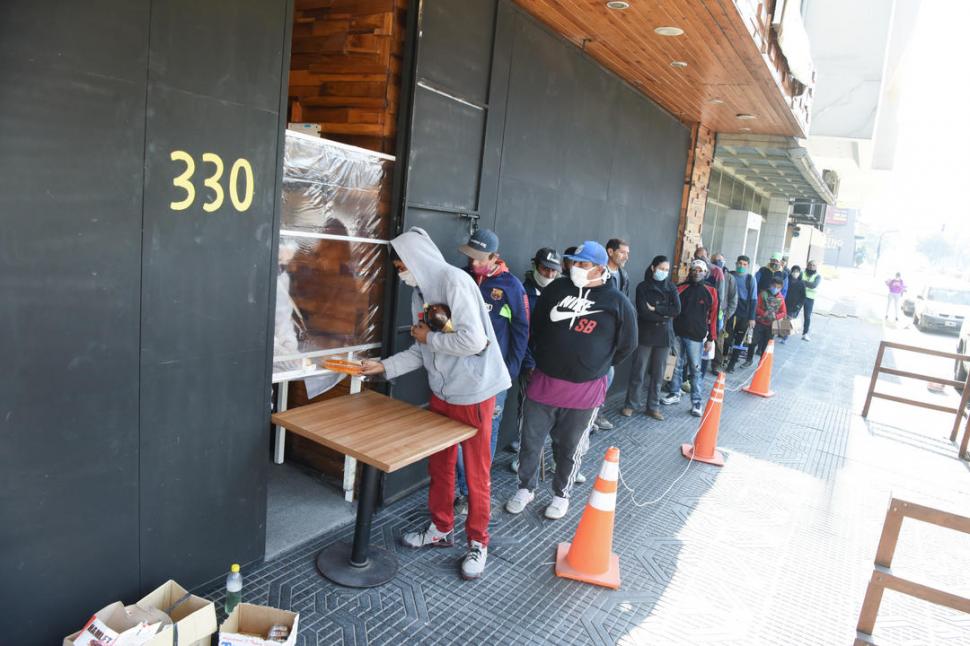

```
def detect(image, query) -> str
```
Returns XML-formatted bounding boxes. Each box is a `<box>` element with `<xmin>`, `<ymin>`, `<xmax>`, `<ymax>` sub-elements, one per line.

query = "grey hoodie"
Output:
<box><xmin>383</xmin><ymin>227</ymin><xmax>511</xmax><ymax>405</ymax></box>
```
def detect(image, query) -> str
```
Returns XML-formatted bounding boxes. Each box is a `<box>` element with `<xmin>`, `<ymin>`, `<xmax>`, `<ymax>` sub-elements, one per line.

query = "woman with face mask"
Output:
<box><xmin>622</xmin><ymin>255</ymin><xmax>682</xmax><ymax>420</ymax></box>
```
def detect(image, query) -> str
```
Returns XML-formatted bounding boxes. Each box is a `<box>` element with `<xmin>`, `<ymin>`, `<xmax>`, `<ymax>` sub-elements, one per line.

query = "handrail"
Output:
<box><xmin>862</xmin><ymin>340</ymin><xmax>970</xmax><ymax>458</ymax></box>
<box><xmin>855</xmin><ymin>498</ymin><xmax>970</xmax><ymax>644</ymax></box>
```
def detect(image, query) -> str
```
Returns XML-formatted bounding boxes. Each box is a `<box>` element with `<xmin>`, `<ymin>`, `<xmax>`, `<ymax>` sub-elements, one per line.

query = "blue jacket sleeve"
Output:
<box><xmin>505</xmin><ymin>279</ymin><xmax>531</xmax><ymax>379</ymax></box>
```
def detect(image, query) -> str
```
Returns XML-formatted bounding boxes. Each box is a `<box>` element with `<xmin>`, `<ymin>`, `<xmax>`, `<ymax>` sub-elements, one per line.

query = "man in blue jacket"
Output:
<box><xmin>454</xmin><ymin>228</ymin><xmax>530</xmax><ymax>515</ymax></box>
<box><xmin>726</xmin><ymin>255</ymin><xmax>758</xmax><ymax>371</ymax></box>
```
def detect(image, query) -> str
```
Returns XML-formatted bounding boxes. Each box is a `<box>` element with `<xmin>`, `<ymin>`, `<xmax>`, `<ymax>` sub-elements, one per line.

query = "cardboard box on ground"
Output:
<box><xmin>219</xmin><ymin>603</ymin><xmax>299</xmax><ymax>646</ymax></box>
<box><xmin>64</xmin><ymin>580</ymin><xmax>216</xmax><ymax>646</ymax></box>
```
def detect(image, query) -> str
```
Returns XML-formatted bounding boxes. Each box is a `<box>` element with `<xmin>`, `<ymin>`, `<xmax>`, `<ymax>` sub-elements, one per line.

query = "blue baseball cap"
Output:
<box><xmin>459</xmin><ymin>228</ymin><xmax>500</xmax><ymax>261</ymax></box>
<box><xmin>565</xmin><ymin>241</ymin><xmax>608</xmax><ymax>266</ymax></box>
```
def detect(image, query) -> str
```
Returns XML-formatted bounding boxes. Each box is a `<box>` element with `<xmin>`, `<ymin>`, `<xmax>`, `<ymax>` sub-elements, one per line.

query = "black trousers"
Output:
<box><xmin>624</xmin><ymin>344</ymin><xmax>669</xmax><ymax>412</ymax></box>
<box><xmin>753</xmin><ymin>323</ymin><xmax>774</xmax><ymax>356</ymax></box>
<box><xmin>804</xmin><ymin>298</ymin><xmax>815</xmax><ymax>334</ymax></box>
<box><xmin>727</xmin><ymin>316</ymin><xmax>754</xmax><ymax>366</ymax></box>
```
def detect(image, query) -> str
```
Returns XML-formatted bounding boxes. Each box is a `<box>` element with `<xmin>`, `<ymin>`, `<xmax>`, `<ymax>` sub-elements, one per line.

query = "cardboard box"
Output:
<box><xmin>138</xmin><ymin>580</ymin><xmax>217</xmax><ymax>646</ymax></box>
<box><xmin>64</xmin><ymin>602</ymin><xmax>171</xmax><ymax>646</ymax></box>
<box><xmin>218</xmin><ymin>603</ymin><xmax>299</xmax><ymax>646</ymax></box>
<box><xmin>286</xmin><ymin>122</ymin><xmax>320</xmax><ymax>137</ymax></box>
<box><xmin>64</xmin><ymin>580</ymin><xmax>215</xmax><ymax>646</ymax></box>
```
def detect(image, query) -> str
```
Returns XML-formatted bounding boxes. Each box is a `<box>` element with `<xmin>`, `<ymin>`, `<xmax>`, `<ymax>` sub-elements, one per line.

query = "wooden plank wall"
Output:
<box><xmin>289</xmin><ymin>0</ymin><xmax>407</xmax><ymax>154</ymax></box>
<box><xmin>674</xmin><ymin>124</ymin><xmax>715</xmax><ymax>281</ymax></box>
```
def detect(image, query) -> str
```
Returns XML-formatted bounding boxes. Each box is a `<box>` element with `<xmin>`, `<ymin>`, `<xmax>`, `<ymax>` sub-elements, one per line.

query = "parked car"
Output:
<box><xmin>913</xmin><ymin>285</ymin><xmax>970</xmax><ymax>334</ymax></box>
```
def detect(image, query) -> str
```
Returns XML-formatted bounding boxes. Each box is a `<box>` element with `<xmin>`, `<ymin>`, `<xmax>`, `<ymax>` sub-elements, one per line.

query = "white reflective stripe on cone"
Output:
<box><xmin>766</xmin><ymin>343</ymin><xmax>774</xmax><ymax>354</ymax></box>
<box><xmin>588</xmin><ymin>489</ymin><xmax>617</xmax><ymax>512</ymax></box>
<box><xmin>598</xmin><ymin>460</ymin><xmax>619</xmax><ymax>481</ymax></box>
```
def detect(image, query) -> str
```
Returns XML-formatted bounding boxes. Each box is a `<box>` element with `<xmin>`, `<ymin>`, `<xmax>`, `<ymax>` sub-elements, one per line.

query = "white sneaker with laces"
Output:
<box><xmin>505</xmin><ymin>488</ymin><xmax>534</xmax><ymax>514</ymax></box>
<box><xmin>401</xmin><ymin>522</ymin><xmax>453</xmax><ymax>549</ymax></box>
<box><xmin>802</xmin><ymin>333</ymin><xmax>812</xmax><ymax>342</ymax></box>
<box><xmin>574</xmin><ymin>472</ymin><xmax>587</xmax><ymax>484</ymax></box>
<box><xmin>545</xmin><ymin>496</ymin><xmax>569</xmax><ymax>519</ymax></box>
<box><xmin>690</xmin><ymin>404</ymin><xmax>703</xmax><ymax>417</ymax></box>
<box><xmin>661</xmin><ymin>393</ymin><xmax>681</xmax><ymax>406</ymax></box>
<box><xmin>461</xmin><ymin>540</ymin><xmax>488</xmax><ymax>580</ymax></box>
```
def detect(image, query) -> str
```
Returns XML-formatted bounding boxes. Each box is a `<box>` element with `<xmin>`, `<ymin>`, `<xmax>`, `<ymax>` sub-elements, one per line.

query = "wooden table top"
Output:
<box><xmin>271</xmin><ymin>390</ymin><xmax>478</xmax><ymax>472</ymax></box>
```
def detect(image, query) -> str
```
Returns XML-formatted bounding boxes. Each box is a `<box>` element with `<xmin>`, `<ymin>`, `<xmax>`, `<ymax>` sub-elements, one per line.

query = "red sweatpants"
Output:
<box><xmin>428</xmin><ymin>394</ymin><xmax>495</xmax><ymax>546</ymax></box>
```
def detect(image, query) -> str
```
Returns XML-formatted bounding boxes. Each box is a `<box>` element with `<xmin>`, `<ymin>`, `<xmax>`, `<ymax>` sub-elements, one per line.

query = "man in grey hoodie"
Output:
<box><xmin>361</xmin><ymin>227</ymin><xmax>511</xmax><ymax>580</ymax></box>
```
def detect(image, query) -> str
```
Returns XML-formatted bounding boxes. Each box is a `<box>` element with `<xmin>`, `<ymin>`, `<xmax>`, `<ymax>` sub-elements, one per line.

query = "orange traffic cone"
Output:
<box><xmin>743</xmin><ymin>339</ymin><xmax>776</xmax><ymax>398</ymax></box>
<box><xmin>555</xmin><ymin>447</ymin><xmax>621</xmax><ymax>589</ymax></box>
<box><xmin>681</xmin><ymin>372</ymin><xmax>726</xmax><ymax>466</ymax></box>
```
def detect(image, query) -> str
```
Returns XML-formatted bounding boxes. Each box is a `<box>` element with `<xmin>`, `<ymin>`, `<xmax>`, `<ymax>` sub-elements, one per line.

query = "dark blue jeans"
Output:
<box><xmin>456</xmin><ymin>387</ymin><xmax>508</xmax><ymax>497</ymax></box>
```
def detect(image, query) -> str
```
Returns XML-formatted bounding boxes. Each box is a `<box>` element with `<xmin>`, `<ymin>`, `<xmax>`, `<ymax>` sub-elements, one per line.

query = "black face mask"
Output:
<box><xmin>806</xmin><ymin>269</ymin><xmax>816</xmax><ymax>275</ymax></box>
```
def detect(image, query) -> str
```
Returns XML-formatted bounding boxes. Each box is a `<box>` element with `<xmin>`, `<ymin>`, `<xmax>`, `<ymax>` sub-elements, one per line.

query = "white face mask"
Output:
<box><xmin>398</xmin><ymin>269</ymin><xmax>418</xmax><ymax>287</ymax></box>
<box><xmin>535</xmin><ymin>271</ymin><xmax>556</xmax><ymax>288</ymax></box>
<box><xmin>570</xmin><ymin>265</ymin><xmax>595</xmax><ymax>288</ymax></box>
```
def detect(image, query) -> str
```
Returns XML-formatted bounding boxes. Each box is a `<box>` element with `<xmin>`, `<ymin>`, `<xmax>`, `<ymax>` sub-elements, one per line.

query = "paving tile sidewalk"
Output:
<box><xmin>203</xmin><ymin>286</ymin><xmax>970</xmax><ymax>645</ymax></box>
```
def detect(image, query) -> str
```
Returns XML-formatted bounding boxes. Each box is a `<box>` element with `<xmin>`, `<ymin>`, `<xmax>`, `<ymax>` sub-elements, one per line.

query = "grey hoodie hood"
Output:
<box><xmin>384</xmin><ymin>227</ymin><xmax>511</xmax><ymax>405</ymax></box>
<box><xmin>391</xmin><ymin>227</ymin><xmax>453</xmax><ymax>305</ymax></box>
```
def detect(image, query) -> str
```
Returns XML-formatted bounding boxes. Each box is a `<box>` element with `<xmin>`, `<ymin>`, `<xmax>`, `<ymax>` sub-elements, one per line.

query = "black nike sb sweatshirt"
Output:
<box><xmin>530</xmin><ymin>276</ymin><xmax>638</xmax><ymax>384</ymax></box>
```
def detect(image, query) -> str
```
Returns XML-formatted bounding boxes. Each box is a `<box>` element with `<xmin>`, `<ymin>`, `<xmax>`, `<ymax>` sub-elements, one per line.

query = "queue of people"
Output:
<box><xmin>362</xmin><ymin>228</ymin><xmax>820</xmax><ymax>580</ymax></box>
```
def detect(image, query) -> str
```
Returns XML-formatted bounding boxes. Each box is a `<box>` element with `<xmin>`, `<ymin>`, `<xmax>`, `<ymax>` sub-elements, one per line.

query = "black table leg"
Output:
<box><xmin>316</xmin><ymin>462</ymin><xmax>398</xmax><ymax>588</ymax></box>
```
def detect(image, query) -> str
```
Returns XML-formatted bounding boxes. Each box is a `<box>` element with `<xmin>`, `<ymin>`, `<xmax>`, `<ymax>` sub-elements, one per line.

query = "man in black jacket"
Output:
<box><xmin>506</xmin><ymin>241</ymin><xmax>637</xmax><ymax>520</ymax></box>
<box><xmin>622</xmin><ymin>255</ymin><xmax>680</xmax><ymax>420</ymax></box>
<box><xmin>662</xmin><ymin>260</ymin><xmax>718</xmax><ymax>417</ymax></box>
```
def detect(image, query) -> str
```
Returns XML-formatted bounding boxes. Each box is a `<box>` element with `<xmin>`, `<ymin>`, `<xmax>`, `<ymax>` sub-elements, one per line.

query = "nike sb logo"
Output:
<box><xmin>550</xmin><ymin>295</ymin><xmax>603</xmax><ymax>328</ymax></box>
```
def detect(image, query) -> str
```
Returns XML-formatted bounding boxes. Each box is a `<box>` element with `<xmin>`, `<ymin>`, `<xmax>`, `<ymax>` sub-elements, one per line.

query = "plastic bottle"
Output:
<box><xmin>225</xmin><ymin>563</ymin><xmax>242</xmax><ymax>615</ymax></box>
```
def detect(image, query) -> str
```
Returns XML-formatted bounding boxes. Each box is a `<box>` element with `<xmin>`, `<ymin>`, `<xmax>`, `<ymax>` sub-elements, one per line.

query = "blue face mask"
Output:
<box><xmin>770</xmin><ymin>287</ymin><xmax>780</xmax><ymax>295</ymax></box>
<box><xmin>653</xmin><ymin>269</ymin><xmax>668</xmax><ymax>282</ymax></box>
<box><xmin>713</xmin><ymin>259</ymin><xmax>725</xmax><ymax>268</ymax></box>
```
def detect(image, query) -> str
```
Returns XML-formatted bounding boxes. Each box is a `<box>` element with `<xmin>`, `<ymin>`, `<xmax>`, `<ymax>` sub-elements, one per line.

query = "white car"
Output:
<box><xmin>913</xmin><ymin>285</ymin><xmax>970</xmax><ymax>334</ymax></box>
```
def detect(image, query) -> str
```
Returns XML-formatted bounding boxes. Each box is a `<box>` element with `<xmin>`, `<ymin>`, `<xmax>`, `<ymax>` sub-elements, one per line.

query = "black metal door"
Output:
<box><xmin>384</xmin><ymin>0</ymin><xmax>499</xmax><ymax>498</ymax></box>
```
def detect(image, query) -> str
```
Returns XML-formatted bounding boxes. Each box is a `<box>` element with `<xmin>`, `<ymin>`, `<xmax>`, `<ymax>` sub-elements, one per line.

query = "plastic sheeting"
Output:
<box><xmin>273</xmin><ymin>133</ymin><xmax>393</xmax><ymax>380</ymax></box>
<box><xmin>281</xmin><ymin>132</ymin><xmax>394</xmax><ymax>240</ymax></box>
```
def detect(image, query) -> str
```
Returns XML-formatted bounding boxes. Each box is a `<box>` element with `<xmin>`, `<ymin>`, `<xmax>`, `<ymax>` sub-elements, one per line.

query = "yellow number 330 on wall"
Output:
<box><xmin>169</xmin><ymin>150</ymin><xmax>255</xmax><ymax>213</ymax></box>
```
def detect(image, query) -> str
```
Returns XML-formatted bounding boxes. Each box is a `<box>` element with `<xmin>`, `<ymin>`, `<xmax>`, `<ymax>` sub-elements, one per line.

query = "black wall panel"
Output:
<box><xmin>415</xmin><ymin>0</ymin><xmax>496</xmax><ymax>104</ymax></box>
<box><xmin>0</xmin><ymin>2</ymin><xmax>149</xmax><ymax>641</ymax></box>
<box><xmin>0</xmin><ymin>1</ymin><xmax>289</xmax><ymax>642</ymax></box>
<box><xmin>486</xmin><ymin>4</ymin><xmax>688</xmax><ymax>401</ymax></box>
<box><xmin>138</xmin><ymin>0</ymin><xmax>287</xmax><ymax>591</ymax></box>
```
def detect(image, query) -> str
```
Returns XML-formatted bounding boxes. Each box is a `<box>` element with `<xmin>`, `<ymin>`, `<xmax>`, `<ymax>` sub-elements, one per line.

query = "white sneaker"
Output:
<box><xmin>690</xmin><ymin>404</ymin><xmax>703</xmax><ymax>417</ymax></box>
<box><xmin>509</xmin><ymin>457</ymin><xmax>519</xmax><ymax>473</ymax></box>
<box><xmin>574</xmin><ymin>472</ymin><xmax>587</xmax><ymax>484</ymax></box>
<box><xmin>505</xmin><ymin>488</ymin><xmax>535</xmax><ymax>514</ymax></box>
<box><xmin>661</xmin><ymin>393</ymin><xmax>681</xmax><ymax>406</ymax></box>
<box><xmin>461</xmin><ymin>540</ymin><xmax>488</xmax><ymax>580</ymax></box>
<box><xmin>802</xmin><ymin>334</ymin><xmax>811</xmax><ymax>342</ymax></box>
<box><xmin>401</xmin><ymin>522</ymin><xmax>453</xmax><ymax>548</ymax></box>
<box><xmin>545</xmin><ymin>496</ymin><xmax>569</xmax><ymax>519</ymax></box>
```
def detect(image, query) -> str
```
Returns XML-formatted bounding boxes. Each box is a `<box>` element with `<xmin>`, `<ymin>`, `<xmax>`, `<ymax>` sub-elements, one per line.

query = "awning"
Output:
<box><xmin>713</xmin><ymin>133</ymin><xmax>836</xmax><ymax>206</ymax></box>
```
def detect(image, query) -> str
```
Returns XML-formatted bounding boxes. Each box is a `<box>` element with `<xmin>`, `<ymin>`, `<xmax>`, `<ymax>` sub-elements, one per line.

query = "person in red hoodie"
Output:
<box><xmin>753</xmin><ymin>276</ymin><xmax>788</xmax><ymax>357</ymax></box>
